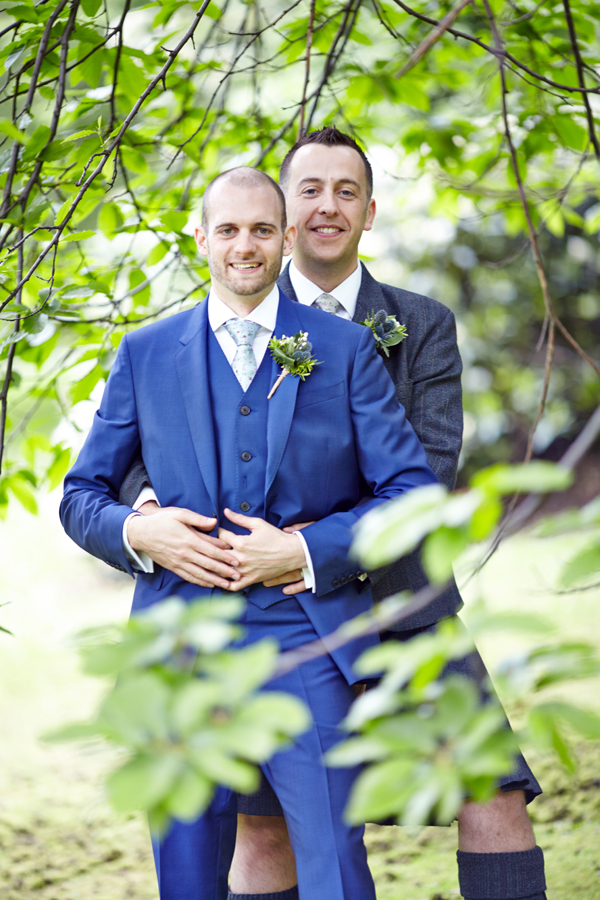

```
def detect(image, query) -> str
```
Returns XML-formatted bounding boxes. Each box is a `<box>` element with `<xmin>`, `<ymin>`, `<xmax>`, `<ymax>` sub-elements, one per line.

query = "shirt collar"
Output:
<box><xmin>288</xmin><ymin>260</ymin><xmax>363</xmax><ymax>318</ymax></box>
<box><xmin>208</xmin><ymin>283</ymin><xmax>280</xmax><ymax>333</ymax></box>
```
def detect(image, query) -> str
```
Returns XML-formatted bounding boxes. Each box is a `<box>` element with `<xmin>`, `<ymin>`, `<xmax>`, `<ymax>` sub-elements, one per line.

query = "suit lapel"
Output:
<box><xmin>174</xmin><ymin>300</ymin><xmax>220</xmax><ymax>514</ymax></box>
<box><xmin>277</xmin><ymin>262</ymin><xmax>297</xmax><ymax>302</ymax></box>
<box><xmin>353</xmin><ymin>262</ymin><xmax>386</xmax><ymax>324</ymax></box>
<box><xmin>265</xmin><ymin>290</ymin><xmax>302</xmax><ymax>498</ymax></box>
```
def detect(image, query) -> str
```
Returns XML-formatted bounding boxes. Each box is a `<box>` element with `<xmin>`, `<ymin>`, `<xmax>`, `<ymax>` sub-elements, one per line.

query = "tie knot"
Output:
<box><xmin>312</xmin><ymin>293</ymin><xmax>341</xmax><ymax>315</ymax></box>
<box><xmin>224</xmin><ymin>318</ymin><xmax>261</xmax><ymax>346</ymax></box>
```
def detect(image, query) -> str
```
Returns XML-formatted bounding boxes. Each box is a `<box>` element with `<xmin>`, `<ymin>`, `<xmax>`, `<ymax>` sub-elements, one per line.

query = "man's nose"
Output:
<box><xmin>317</xmin><ymin>189</ymin><xmax>339</xmax><ymax>217</ymax></box>
<box><xmin>233</xmin><ymin>229</ymin><xmax>255</xmax><ymax>255</ymax></box>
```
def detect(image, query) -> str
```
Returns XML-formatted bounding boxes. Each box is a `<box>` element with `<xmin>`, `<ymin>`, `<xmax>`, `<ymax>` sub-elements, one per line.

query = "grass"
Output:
<box><xmin>1</xmin><ymin>495</ymin><xmax>599</xmax><ymax>899</ymax></box>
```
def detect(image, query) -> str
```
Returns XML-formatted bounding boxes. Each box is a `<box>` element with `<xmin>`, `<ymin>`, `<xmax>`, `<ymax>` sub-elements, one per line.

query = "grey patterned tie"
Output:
<box><xmin>223</xmin><ymin>318</ymin><xmax>262</xmax><ymax>392</ymax></box>
<box><xmin>312</xmin><ymin>293</ymin><xmax>341</xmax><ymax>315</ymax></box>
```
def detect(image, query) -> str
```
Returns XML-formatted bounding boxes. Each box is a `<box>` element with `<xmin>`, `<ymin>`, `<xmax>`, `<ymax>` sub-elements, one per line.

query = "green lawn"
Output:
<box><xmin>1</xmin><ymin>496</ymin><xmax>599</xmax><ymax>899</ymax></box>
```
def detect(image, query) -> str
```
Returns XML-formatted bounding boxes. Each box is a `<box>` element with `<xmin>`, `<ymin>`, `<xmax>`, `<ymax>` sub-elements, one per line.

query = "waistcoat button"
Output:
<box><xmin>241</xmin><ymin>451</ymin><xmax>252</xmax><ymax>462</ymax></box>
<box><xmin>240</xmin><ymin>405</ymin><xmax>251</xmax><ymax>415</ymax></box>
<box><xmin>240</xmin><ymin>501</ymin><xmax>251</xmax><ymax>512</ymax></box>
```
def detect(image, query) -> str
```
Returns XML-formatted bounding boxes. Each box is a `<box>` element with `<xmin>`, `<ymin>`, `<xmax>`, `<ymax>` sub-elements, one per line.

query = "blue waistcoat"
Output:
<box><xmin>207</xmin><ymin>329</ymin><xmax>286</xmax><ymax>609</ymax></box>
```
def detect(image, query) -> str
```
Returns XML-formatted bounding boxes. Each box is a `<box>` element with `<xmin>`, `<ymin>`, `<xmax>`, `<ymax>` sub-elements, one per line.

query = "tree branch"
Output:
<box><xmin>394</xmin><ymin>0</ymin><xmax>473</xmax><ymax>79</ymax></box>
<box><xmin>562</xmin><ymin>0</ymin><xmax>600</xmax><ymax>158</ymax></box>
<box><xmin>0</xmin><ymin>0</ymin><xmax>214</xmax><ymax>313</ymax></box>
<box><xmin>297</xmin><ymin>0</ymin><xmax>316</xmax><ymax>139</ymax></box>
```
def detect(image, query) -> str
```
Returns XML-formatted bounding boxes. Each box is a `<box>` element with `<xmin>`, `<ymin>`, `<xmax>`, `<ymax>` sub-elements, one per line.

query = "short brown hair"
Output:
<box><xmin>279</xmin><ymin>126</ymin><xmax>373</xmax><ymax>199</ymax></box>
<box><xmin>202</xmin><ymin>167</ymin><xmax>287</xmax><ymax>231</ymax></box>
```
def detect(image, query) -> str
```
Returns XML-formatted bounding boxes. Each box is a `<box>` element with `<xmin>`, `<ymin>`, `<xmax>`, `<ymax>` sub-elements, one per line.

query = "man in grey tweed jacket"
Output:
<box><xmin>119</xmin><ymin>129</ymin><xmax>546</xmax><ymax>900</ymax></box>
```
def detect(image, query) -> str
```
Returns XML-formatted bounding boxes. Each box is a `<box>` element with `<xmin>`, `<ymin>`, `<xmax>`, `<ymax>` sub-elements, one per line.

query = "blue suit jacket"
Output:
<box><xmin>60</xmin><ymin>290</ymin><xmax>437</xmax><ymax>680</ymax></box>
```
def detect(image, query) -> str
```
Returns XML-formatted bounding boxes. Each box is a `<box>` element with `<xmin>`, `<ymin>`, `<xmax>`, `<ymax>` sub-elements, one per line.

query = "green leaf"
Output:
<box><xmin>62</xmin><ymin>230</ymin><xmax>95</xmax><ymax>243</ymax></box>
<box><xmin>0</xmin><ymin>120</ymin><xmax>25</xmax><ymax>143</ymax></box>
<box><xmin>81</xmin><ymin>0</ymin><xmax>102</xmax><ymax>17</ymax></box>
<box><xmin>147</xmin><ymin>241</ymin><xmax>169</xmax><ymax>266</ymax></box>
<box><xmin>7</xmin><ymin>476</ymin><xmax>37</xmax><ymax>514</ymax></box>
<box><xmin>422</xmin><ymin>527</ymin><xmax>468</xmax><ymax>583</ymax></box>
<box><xmin>98</xmin><ymin>203</ymin><xmax>124</xmax><ymax>239</ymax></box>
<box><xmin>62</xmin><ymin>129</ymin><xmax>97</xmax><ymax>142</ymax></box>
<box><xmin>558</xmin><ymin>541</ymin><xmax>600</xmax><ymax>588</ymax></box>
<box><xmin>70</xmin><ymin>364</ymin><xmax>103</xmax><ymax>404</ymax></box>
<box><xmin>22</xmin><ymin>125</ymin><xmax>51</xmax><ymax>161</ymax></box>
<box><xmin>107</xmin><ymin>753</ymin><xmax>184</xmax><ymax>812</ymax></box>
<box><xmin>472</xmin><ymin>462</ymin><xmax>573</xmax><ymax>495</ymax></box>
<box><xmin>47</xmin><ymin>448</ymin><xmax>71</xmax><ymax>492</ymax></box>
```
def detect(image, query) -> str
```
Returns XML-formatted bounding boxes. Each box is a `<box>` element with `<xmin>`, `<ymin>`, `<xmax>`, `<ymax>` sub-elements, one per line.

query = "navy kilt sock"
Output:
<box><xmin>227</xmin><ymin>887</ymin><xmax>299</xmax><ymax>900</ymax></box>
<box><xmin>457</xmin><ymin>846</ymin><xmax>546</xmax><ymax>899</ymax></box>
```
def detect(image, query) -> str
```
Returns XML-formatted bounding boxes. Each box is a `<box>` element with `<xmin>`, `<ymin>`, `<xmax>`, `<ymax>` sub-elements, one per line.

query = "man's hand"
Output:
<box><xmin>262</xmin><ymin>520</ymin><xmax>316</xmax><ymax>594</ymax></box>
<box><xmin>127</xmin><ymin>507</ymin><xmax>239</xmax><ymax>589</ymax></box>
<box><xmin>218</xmin><ymin>509</ymin><xmax>308</xmax><ymax>592</ymax></box>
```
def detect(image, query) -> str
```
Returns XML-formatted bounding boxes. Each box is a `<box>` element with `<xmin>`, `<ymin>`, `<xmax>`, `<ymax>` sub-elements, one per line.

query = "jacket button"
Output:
<box><xmin>240</xmin><ymin>501</ymin><xmax>251</xmax><ymax>512</ymax></box>
<box><xmin>240</xmin><ymin>405</ymin><xmax>251</xmax><ymax>416</ymax></box>
<box><xmin>341</xmin><ymin>576</ymin><xmax>349</xmax><ymax>585</ymax></box>
<box><xmin>332</xmin><ymin>579</ymin><xmax>340</xmax><ymax>588</ymax></box>
<box><xmin>241</xmin><ymin>451</ymin><xmax>252</xmax><ymax>462</ymax></box>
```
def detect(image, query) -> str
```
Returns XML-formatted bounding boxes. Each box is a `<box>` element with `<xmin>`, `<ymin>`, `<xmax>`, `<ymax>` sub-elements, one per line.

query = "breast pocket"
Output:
<box><xmin>295</xmin><ymin>380</ymin><xmax>346</xmax><ymax>410</ymax></box>
<box><xmin>395</xmin><ymin>380</ymin><xmax>413</xmax><ymax>418</ymax></box>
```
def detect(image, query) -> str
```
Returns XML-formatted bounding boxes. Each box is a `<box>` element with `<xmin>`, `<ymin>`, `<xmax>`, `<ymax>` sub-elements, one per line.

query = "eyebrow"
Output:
<box><xmin>297</xmin><ymin>176</ymin><xmax>362</xmax><ymax>189</ymax></box>
<box><xmin>214</xmin><ymin>221</ymin><xmax>278</xmax><ymax>229</ymax></box>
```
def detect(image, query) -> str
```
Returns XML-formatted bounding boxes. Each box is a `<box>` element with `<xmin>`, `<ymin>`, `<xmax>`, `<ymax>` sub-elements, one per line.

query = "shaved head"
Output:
<box><xmin>202</xmin><ymin>167</ymin><xmax>287</xmax><ymax>231</ymax></box>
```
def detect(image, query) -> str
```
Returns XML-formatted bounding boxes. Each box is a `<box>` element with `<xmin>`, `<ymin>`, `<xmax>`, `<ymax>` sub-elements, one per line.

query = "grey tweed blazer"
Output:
<box><xmin>119</xmin><ymin>261</ymin><xmax>464</xmax><ymax>630</ymax></box>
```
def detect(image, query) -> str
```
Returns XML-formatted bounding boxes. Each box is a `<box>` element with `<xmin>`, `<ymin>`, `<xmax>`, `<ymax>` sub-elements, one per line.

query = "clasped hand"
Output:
<box><xmin>127</xmin><ymin>503</ymin><xmax>310</xmax><ymax>592</ymax></box>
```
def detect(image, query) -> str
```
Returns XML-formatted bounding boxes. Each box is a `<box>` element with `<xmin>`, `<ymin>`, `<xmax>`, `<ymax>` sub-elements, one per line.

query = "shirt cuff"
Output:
<box><xmin>133</xmin><ymin>486</ymin><xmax>160</xmax><ymax>511</ymax></box>
<box><xmin>123</xmin><ymin>512</ymin><xmax>154</xmax><ymax>574</ymax></box>
<box><xmin>293</xmin><ymin>530</ymin><xmax>315</xmax><ymax>593</ymax></box>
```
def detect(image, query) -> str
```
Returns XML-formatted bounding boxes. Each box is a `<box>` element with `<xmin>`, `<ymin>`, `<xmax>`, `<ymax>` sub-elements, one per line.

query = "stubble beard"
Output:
<box><xmin>207</xmin><ymin>247</ymin><xmax>283</xmax><ymax>297</ymax></box>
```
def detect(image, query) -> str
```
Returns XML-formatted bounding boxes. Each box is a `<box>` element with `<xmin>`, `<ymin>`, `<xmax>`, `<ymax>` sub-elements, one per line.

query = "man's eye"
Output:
<box><xmin>257</xmin><ymin>228</ymin><xmax>270</xmax><ymax>235</ymax></box>
<box><xmin>340</xmin><ymin>190</ymin><xmax>354</xmax><ymax>197</ymax></box>
<box><xmin>303</xmin><ymin>188</ymin><xmax>318</xmax><ymax>196</ymax></box>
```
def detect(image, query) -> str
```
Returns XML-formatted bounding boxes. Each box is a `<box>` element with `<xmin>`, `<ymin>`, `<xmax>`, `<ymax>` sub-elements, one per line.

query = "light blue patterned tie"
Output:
<box><xmin>312</xmin><ymin>292</ymin><xmax>341</xmax><ymax>315</ymax></box>
<box><xmin>224</xmin><ymin>318</ymin><xmax>262</xmax><ymax>392</ymax></box>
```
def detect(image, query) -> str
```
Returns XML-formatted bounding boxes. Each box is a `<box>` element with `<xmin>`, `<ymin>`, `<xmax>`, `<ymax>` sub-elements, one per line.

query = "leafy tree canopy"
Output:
<box><xmin>1</xmin><ymin>0</ymin><xmax>599</xmax><ymax>514</ymax></box>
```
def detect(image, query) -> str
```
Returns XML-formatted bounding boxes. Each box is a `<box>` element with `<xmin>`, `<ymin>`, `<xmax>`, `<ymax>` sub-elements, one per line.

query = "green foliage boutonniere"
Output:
<box><xmin>361</xmin><ymin>309</ymin><xmax>408</xmax><ymax>357</ymax></box>
<box><xmin>267</xmin><ymin>331</ymin><xmax>321</xmax><ymax>399</ymax></box>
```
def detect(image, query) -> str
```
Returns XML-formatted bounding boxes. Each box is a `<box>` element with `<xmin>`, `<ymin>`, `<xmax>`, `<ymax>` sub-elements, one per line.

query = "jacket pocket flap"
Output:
<box><xmin>296</xmin><ymin>380</ymin><xmax>345</xmax><ymax>410</ymax></box>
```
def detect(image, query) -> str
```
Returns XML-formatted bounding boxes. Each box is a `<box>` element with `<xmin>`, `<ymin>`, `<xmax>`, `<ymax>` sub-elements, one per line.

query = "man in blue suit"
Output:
<box><xmin>60</xmin><ymin>166</ymin><xmax>438</xmax><ymax>900</ymax></box>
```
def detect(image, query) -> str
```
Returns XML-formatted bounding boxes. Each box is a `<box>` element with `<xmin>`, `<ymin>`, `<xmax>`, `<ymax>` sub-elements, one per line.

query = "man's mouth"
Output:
<box><xmin>312</xmin><ymin>226</ymin><xmax>344</xmax><ymax>235</ymax></box>
<box><xmin>230</xmin><ymin>262</ymin><xmax>262</xmax><ymax>269</ymax></box>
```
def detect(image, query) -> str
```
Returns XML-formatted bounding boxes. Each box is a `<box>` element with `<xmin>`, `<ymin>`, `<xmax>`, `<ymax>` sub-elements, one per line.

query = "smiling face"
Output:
<box><xmin>284</xmin><ymin>143</ymin><xmax>376</xmax><ymax>290</ymax></box>
<box><xmin>195</xmin><ymin>179</ymin><xmax>295</xmax><ymax>314</ymax></box>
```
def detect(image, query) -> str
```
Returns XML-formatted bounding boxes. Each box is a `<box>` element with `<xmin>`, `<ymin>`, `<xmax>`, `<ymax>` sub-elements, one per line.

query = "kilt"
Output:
<box><xmin>237</xmin><ymin>618</ymin><xmax>542</xmax><ymax>819</ymax></box>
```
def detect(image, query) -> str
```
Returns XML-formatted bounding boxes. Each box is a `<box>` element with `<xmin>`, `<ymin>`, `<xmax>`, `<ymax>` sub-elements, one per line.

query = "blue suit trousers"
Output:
<box><xmin>151</xmin><ymin>596</ymin><xmax>376</xmax><ymax>900</ymax></box>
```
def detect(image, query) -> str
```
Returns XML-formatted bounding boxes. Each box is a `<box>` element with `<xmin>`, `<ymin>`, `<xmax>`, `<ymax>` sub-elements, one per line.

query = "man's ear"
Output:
<box><xmin>194</xmin><ymin>226</ymin><xmax>208</xmax><ymax>256</ymax></box>
<box><xmin>363</xmin><ymin>198</ymin><xmax>376</xmax><ymax>233</ymax></box>
<box><xmin>283</xmin><ymin>224</ymin><xmax>296</xmax><ymax>257</ymax></box>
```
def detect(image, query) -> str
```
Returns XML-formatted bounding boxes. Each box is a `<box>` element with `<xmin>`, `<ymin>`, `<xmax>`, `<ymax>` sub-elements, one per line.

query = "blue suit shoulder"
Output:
<box><xmin>124</xmin><ymin>303</ymin><xmax>202</xmax><ymax>350</ymax></box>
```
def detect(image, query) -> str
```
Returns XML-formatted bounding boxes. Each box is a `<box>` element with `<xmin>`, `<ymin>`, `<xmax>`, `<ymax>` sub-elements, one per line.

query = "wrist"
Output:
<box><xmin>288</xmin><ymin>532</ymin><xmax>308</xmax><ymax>570</ymax></box>
<box><xmin>126</xmin><ymin>513</ymin><xmax>145</xmax><ymax>552</ymax></box>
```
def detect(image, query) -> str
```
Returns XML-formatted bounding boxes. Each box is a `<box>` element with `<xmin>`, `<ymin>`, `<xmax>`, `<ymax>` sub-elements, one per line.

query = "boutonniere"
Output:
<box><xmin>267</xmin><ymin>331</ymin><xmax>322</xmax><ymax>399</ymax></box>
<box><xmin>361</xmin><ymin>309</ymin><xmax>407</xmax><ymax>357</ymax></box>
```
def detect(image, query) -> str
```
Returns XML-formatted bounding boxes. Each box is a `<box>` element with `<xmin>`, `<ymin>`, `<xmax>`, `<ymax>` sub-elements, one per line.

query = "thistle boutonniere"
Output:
<box><xmin>361</xmin><ymin>309</ymin><xmax>407</xmax><ymax>357</ymax></box>
<box><xmin>267</xmin><ymin>331</ymin><xmax>322</xmax><ymax>399</ymax></box>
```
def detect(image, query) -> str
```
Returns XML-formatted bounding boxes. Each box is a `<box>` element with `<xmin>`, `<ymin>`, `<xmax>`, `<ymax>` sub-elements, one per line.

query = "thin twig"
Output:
<box><xmin>395</xmin><ymin>0</ymin><xmax>472</xmax><ymax>79</ymax></box>
<box><xmin>562</xmin><ymin>0</ymin><xmax>600</xmax><ymax>158</ymax></box>
<box><xmin>297</xmin><ymin>0</ymin><xmax>316</xmax><ymax>139</ymax></box>
<box><xmin>391</xmin><ymin>0</ymin><xmax>600</xmax><ymax>95</ymax></box>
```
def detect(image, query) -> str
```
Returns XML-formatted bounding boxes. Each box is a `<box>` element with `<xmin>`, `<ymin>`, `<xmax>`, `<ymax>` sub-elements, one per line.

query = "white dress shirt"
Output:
<box><xmin>288</xmin><ymin>260</ymin><xmax>363</xmax><ymax>320</ymax></box>
<box><xmin>123</xmin><ymin>283</ymin><xmax>315</xmax><ymax>588</ymax></box>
